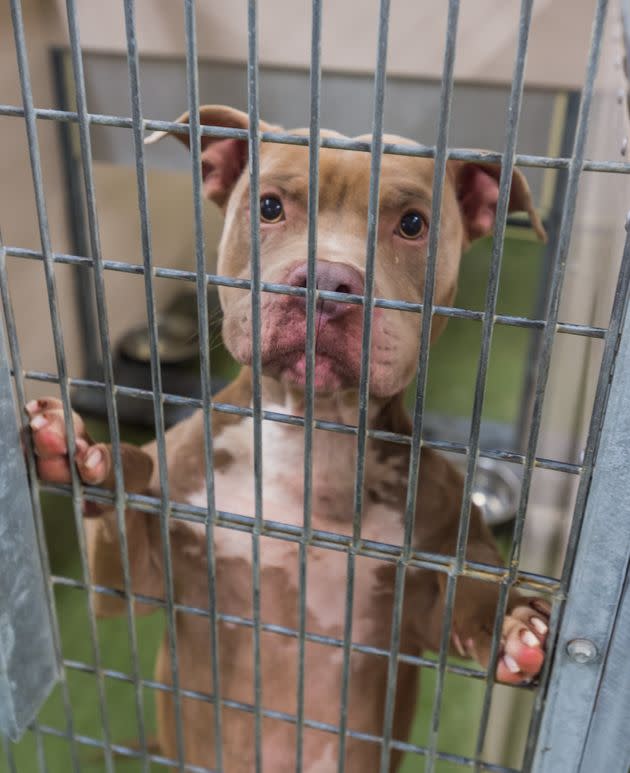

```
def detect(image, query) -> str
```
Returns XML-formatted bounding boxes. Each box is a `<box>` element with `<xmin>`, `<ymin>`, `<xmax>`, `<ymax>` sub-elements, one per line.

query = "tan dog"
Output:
<box><xmin>28</xmin><ymin>105</ymin><xmax>550</xmax><ymax>772</ymax></box>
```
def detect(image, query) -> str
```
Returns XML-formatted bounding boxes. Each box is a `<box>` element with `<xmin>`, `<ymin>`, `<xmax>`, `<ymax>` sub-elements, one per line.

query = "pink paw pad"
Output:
<box><xmin>25</xmin><ymin>396</ymin><xmax>107</xmax><ymax>485</ymax></box>
<box><xmin>496</xmin><ymin>599</ymin><xmax>551</xmax><ymax>685</ymax></box>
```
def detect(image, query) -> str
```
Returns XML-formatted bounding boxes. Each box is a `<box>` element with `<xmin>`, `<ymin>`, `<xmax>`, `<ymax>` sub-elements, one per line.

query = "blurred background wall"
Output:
<box><xmin>2</xmin><ymin>0</ymin><xmax>601</xmax><ymax>395</ymax></box>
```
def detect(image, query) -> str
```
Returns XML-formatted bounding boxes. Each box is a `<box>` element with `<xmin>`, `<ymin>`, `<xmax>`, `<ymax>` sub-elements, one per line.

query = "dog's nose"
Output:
<box><xmin>287</xmin><ymin>261</ymin><xmax>364</xmax><ymax>320</ymax></box>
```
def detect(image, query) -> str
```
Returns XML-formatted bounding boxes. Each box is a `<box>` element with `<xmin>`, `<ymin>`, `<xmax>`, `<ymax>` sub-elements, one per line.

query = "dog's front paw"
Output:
<box><xmin>26</xmin><ymin>397</ymin><xmax>110</xmax><ymax>487</ymax></box>
<box><xmin>496</xmin><ymin>598</ymin><xmax>550</xmax><ymax>684</ymax></box>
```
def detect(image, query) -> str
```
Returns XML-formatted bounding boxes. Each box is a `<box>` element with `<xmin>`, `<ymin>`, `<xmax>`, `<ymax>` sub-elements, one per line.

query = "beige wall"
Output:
<box><xmin>0</xmin><ymin>0</ymin><xmax>617</xmax><ymax>410</ymax></box>
<box><xmin>1</xmin><ymin>0</ymin><xmax>223</xmax><ymax>399</ymax></box>
<box><xmin>2</xmin><ymin>0</ymin><xmax>79</xmax><ymax>400</ymax></box>
<box><xmin>53</xmin><ymin>0</ymin><xmax>597</xmax><ymax>89</ymax></box>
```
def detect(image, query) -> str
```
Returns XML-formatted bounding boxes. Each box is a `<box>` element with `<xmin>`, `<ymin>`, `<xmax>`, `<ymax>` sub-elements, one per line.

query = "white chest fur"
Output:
<box><xmin>188</xmin><ymin>402</ymin><xmax>406</xmax><ymax>543</ymax></box>
<box><xmin>184</xmin><ymin>398</ymin><xmax>408</xmax><ymax>640</ymax></box>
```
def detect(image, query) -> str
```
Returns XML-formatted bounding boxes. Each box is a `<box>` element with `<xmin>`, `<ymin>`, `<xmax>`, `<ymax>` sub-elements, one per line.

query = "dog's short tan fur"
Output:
<box><xmin>29</xmin><ymin>106</ymin><xmax>550</xmax><ymax>772</ymax></box>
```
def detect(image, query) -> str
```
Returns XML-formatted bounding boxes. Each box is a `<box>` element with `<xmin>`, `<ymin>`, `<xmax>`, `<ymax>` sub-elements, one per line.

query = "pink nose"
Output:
<box><xmin>287</xmin><ymin>260</ymin><xmax>364</xmax><ymax>320</ymax></box>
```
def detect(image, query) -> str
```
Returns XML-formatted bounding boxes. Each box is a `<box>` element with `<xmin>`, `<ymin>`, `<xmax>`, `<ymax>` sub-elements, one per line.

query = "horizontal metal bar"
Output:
<box><xmin>52</xmin><ymin>579</ymin><xmax>507</xmax><ymax>682</ymax></box>
<box><xmin>29</xmin><ymin>724</ymin><xmax>214</xmax><ymax>773</ymax></box>
<box><xmin>4</xmin><ymin>246</ymin><xmax>606</xmax><ymax>339</ymax></box>
<box><xmin>1</xmin><ymin>102</ymin><xmax>629</xmax><ymax>174</ymax></box>
<box><xmin>52</xmin><ymin>571</ymin><xmax>552</xmax><ymax>653</ymax></box>
<box><xmin>34</xmin><ymin>663</ymin><xmax>519</xmax><ymax>773</ymax></box>
<box><xmin>41</xmin><ymin>482</ymin><xmax>560</xmax><ymax>593</ymax></box>
<box><xmin>17</xmin><ymin>367</ymin><xmax>584</xmax><ymax>476</ymax></box>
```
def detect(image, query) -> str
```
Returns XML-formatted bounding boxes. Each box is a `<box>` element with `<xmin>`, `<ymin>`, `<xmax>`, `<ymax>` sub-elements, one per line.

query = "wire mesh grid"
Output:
<box><xmin>2</xmin><ymin>0</ymin><xmax>630</xmax><ymax>771</ymax></box>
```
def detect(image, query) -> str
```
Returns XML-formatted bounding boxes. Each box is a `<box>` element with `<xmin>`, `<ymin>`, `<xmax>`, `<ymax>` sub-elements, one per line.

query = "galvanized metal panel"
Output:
<box><xmin>0</xmin><ymin>318</ymin><xmax>58</xmax><ymax>740</ymax></box>
<box><xmin>530</xmin><ymin>232</ymin><xmax>630</xmax><ymax>770</ymax></box>
<box><xmin>579</xmin><ymin>565</ymin><xmax>630</xmax><ymax>773</ymax></box>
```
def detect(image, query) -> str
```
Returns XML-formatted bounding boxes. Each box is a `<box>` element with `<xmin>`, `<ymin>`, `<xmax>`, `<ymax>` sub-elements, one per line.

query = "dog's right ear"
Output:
<box><xmin>145</xmin><ymin>105</ymin><xmax>277</xmax><ymax>208</ymax></box>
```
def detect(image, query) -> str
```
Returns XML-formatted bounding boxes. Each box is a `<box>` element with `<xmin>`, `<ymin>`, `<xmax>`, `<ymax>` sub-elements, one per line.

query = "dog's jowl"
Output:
<box><xmin>29</xmin><ymin>105</ymin><xmax>550</xmax><ymax>772</ymax></box>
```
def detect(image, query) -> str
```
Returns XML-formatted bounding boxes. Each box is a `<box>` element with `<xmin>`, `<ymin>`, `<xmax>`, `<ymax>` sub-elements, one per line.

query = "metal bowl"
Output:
<box><xmin>454</xmin><ymin>456</ymin><xmax>522</xmax><ymax>526</ymax></box>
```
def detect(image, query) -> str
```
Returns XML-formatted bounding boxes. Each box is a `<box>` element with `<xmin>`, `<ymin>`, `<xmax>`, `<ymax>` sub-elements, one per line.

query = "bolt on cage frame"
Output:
<box><xmin>1</xmin><ymin>0</ymin><xmax>630</xmax><ymax>771</ymax></box>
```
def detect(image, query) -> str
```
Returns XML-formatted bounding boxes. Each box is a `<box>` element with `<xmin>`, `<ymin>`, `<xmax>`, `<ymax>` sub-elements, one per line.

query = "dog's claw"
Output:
<box><xmin>531</xmin><ymin>616</ymin><xmax>548</xmax><ymax>636</ymax></box>
<box><xmin>495</xmin><ymin>599</ymin><xmax>551</xmax><ymax>685</ymax></box>
<box><xmin>503</xmin><ymin>654</ymin><xmax>521</xmax><ymax>674</ymax></box>
<box><xmin>26</xmin><ymin>396</ymin><xmax>101</xmax><ymax>486</ymax></box>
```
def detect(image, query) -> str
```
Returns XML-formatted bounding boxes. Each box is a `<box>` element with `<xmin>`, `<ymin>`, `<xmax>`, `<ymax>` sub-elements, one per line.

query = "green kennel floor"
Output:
<box><xmin>2</xmin><ymin>232</ymin><xmax>543</xmax><ymax>773</ymax></box>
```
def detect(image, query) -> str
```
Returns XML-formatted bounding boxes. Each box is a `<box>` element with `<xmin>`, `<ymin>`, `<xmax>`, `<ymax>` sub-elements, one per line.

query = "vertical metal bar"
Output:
<box><xmin>434</xmin><ymin>1</ymin><xmax>536</xmax><ymax>767</ymax></box>
<box><xmin>528</xmin><ymin>213</ymin><xmax>630</xmax><ymax>773</ymax></box>
<box><xmin>2</xmin><ymin>738</ymin><xmax>17</xmax><ymax>773</ymax></box>
<box><xmin>0</xmin><ymin>232</ymin><xmax>79</xmax><ymax>772</ymax></box>
<box><xmin>296</xmin><ymin>0</ymin><xmax>322</xmax><ymax>770</ymax></box>
<box><xmin>246</xmin><ymin>2</ymin><xmax>264</xmax><ymax>769</ymax></box>
<box><xmin>378</xmin><ymin>3</ymin><xmax>460</xmax><ymax>771</ymax></box>
<box><xmin>524</xmin><ymin>213</ymin><xmax>630</xmax><ymax>768</ymax></box>
<box><xmin>33</xmin><ymin>725</ymin><xmax>48</xmax><ymax>773</ymax></box>
<box><xmin>337</xmin><ymin>1</ymin><xmax>390</xmax><ymax>770</ymax></box>
<box><xmin>8</xmin><ymin>1</ymin><xmax>116</xmax><ymax>768</ymax></box>
<box><xmin>50</xmin><ymin>49</ymin><xmax>101</xmax><ymax>382</ymax></box>
<box><xmin>122</xmin><ymin>1</ymin><xmax>186</xmax><ymax>768</ymax></box>
<box><xmin>63</xmin><ymin>1</ymin><xmax>148</xmax><ymax>765</ymax></box>
<box><xmin>182</xmin><ymin>1</ymin><xmax>224</xmax><ymax>769</ymax></box>
<box><xmin>515</xmin><ymin>91</ymin><xmax>580</xmax><ymax>450</ymax></box>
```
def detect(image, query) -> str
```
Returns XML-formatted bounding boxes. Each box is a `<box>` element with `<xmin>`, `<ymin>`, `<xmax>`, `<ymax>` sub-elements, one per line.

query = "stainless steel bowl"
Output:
<box><xmin>453</xmin><ymin>456</ymin><xmax>522</xmax><ymax>526</ymax></box>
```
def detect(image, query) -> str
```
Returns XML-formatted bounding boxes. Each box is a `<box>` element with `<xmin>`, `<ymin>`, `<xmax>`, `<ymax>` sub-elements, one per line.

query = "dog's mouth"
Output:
<box><xmin>225</xmin><ymin>292</ymin><xmax>401</xmax><ymax>395</ymax></box>
<box><xmin>263</xmin><ymin>341</ymin><xmax>358</xmax><ymax>392</ymax></box>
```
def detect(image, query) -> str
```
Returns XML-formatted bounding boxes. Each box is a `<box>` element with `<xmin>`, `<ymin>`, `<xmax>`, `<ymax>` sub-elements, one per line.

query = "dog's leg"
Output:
<box><xmin>26</xmin><ymin>396</ymin><xmax>161</xmax><ymax>618</ymax></box>
<box><xmin>427</xmin><ymin>514</ymin><xmax>551</xmax><ymax>685</ymax></box>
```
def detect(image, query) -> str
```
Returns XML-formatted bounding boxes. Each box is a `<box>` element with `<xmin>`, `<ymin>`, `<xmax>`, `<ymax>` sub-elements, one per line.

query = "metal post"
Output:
<box><xmin>578</xmin><ymin>565</ymin><xmax>630</xmax><ymax>772</ymax></box>
<box><xmin>529</xmin><ymin>215</ymin><xmax>630</xmax><ymax>773</ymax></box>
<box><xmin>182</xmin><ymin>2</ymin><xmax>224</xmax><ymax>770</ymax></box>
<box><xmin>122</xmin><ymin>0</ymin><xmax>187</xmax><ymax>768</ymax></box>
<box><xmin>0</xmin><ymin>308</ymin><xmax>58</xmax><ymax>741</ymax></box>
<box><xmin>245</xmin><ymin>2</ymin><xmax>264</xmax><ymax>769</ymax></box>
<box><xmin>296</xmin><ymin>1</ymin><xmax>322</xmax><ymax>770</ymax></box>
<box><xmin>339</xmin><ymin>1</ymin><xmax>390</xmax><ymax>769</ymax></box>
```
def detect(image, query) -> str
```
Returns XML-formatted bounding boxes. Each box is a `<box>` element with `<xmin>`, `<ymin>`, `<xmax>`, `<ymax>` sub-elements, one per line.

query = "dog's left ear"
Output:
<box><xmin>450</xmin><ymin>160</ymin><xmax>547</xmax><ymax>243</ymax></box>
<box><xmin>145</xmin><ymin>104</ymin><xmax>279</xmax><ymax>208</ymax></box>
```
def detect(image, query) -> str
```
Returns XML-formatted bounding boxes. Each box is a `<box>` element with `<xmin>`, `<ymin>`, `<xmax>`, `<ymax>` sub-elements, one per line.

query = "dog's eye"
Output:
<box><xmin>260</xmin><ymin>196</ymin><xmax>284</xmax><ymax>223</ymax></box>
<box><xmin>398</xmin><ymin>211</ymin><xmax>427</xmax><ymax>240</ymax></box>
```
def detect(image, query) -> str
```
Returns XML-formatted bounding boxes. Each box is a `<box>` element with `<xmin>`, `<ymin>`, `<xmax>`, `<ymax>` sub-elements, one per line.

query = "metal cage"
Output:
<box><xmin>1</xmin><ymin>0</ymin><xmax>630</xmax><ymax>771</ymax></box>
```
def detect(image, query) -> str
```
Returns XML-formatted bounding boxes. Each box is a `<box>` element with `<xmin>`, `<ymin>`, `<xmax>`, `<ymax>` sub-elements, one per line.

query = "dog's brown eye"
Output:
<box><xmin>398</xmin><ymin>211</ymin><xmax>426</xmax><ymax>240</ymax></box>
<box><xmin>260</xmin><ymin>196</ymin><xmax>284</xmax><ymax>223</ymax></box>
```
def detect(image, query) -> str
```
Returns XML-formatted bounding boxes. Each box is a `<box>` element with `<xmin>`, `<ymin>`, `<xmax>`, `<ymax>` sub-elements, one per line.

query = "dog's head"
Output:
<box><xmin>149</xmin><ymin>105</ymin><xmax>545</xmax><ymax>398</ymax></box>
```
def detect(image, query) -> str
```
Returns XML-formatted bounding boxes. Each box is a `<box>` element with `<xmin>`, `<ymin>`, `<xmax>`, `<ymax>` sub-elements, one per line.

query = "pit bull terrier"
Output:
<box><xmin>27</xmin><ymin>105</ymin><xmax>550</xmax><ymax>772</ymax></box>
